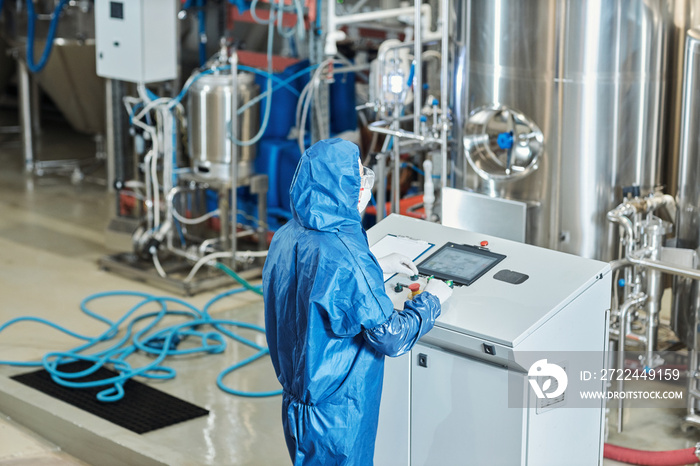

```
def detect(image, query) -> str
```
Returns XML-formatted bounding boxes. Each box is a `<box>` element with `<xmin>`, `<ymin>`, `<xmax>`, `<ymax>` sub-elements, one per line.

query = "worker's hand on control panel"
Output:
<box><xmin>378</xmin><ymin>253</ymin><xmax>418</xmax><ymax>276</ymax></box>
<box><xmin>424</xmin><ymin>278</ymin><xmax>453</xmax><ymax>305</ymax></box>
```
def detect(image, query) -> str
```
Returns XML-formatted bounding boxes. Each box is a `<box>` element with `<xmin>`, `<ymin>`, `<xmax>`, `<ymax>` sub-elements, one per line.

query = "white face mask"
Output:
<box><xmin>358</xmin><ymin>160</ymin><xmax>375</xmax><ymax>213</ymax></box>
<box><xmin>358</xmin><ymin>187</ymin><xmax>372</xmax><ymax>213</ymax></box>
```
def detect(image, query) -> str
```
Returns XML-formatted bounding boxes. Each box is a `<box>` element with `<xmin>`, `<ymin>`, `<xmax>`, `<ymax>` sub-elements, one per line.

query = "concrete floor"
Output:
<box><xmin>0</xmin><ymin>104</ymin><xmax>699</xmax><ymax>465</ymax></box>
<box><xmin>0</xmin><ymin>107</ymin><xmax>287</xmax><ymax>465</ymax></box>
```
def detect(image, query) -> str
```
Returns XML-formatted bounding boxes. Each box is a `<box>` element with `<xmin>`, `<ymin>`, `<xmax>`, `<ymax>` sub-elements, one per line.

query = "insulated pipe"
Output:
<box><xmin>603</xmin><ymin>443</ymin><xmax>700</xmax><ymax>466</ymax></box>
<box><xmin>617</xmin><ymin>293</ymin><xmax>648</xmax><ymax>433</ymax></box>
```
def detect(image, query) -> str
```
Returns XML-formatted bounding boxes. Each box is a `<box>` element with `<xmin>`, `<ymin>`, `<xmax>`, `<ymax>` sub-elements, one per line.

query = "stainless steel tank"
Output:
<box><xmin>187</xmin><ymin>72</ymin><xmax>260</xmax><ymax>181</ymax></box>
<box><xmin>454</xmin><ymin>0</ymin><xmax>671</xmax><ymax>260</ymax></box>
<box><xmin>671</xmin><ymin>28</ymin><xmax>700</xmax><ymax>350</ymax></box>
<box><xmin>663</xmin><ymin>0</ymin><xmax>700</xmax><ymax>196</ymax></box>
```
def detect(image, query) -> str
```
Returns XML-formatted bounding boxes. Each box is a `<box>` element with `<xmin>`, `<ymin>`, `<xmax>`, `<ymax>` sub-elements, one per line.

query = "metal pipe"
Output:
<box><xmin>392</xmin><ymin>121</ymin><xmax>400</xmax><ymax>214</ymax></box>
<box><xmin>18</xmin><ymin>60</ymin><xmax>34</xmax><ymax>173</ymax></box>
<box><xmin>643</xmin><ymin>224</ymin><xmax>665</xmax><ymax>369</ymax></box>
<box><xmin>105</xmin><ymin>79</ymin><xmax>116</xmax><ymax>193</ymax></box>
<box><xmin>368</xmin><ymin>124</ymin><xmax>430</xmax><ymax>142</ymax></box>
<box><xmin>334</xmin><ymin>5</ymin><xmax>414</xmax><ymax>25</ymax></box>
<box><xmin>413</xmin><ymin>0</ymin><xmax>422</xmax><ymax>135</ymax></box>
<box><xmin>617</xmin><ymin>292</ymin><xmax>647</xmax><ymax>433</ymax></box>
<box><xmin>628</xmin><ymin>248</ymin><xmax>700</xmax><ymax>281</ymax></box>
<box><xmin>332</xmin><ymin>2</ymin><xmax>436</xmax><ymax>31</ymax></box>
<box><xmin>689</xmin><ymin>347</ymin><xmax>699</xmax><ymax>418</ymax></box>
<box><xmin>30</xmin><ymin>74</ymin><xmax>41</xmax><ymax>138</ymax></box>
<box><xmin>607</xmin><ymin>206</ymin><xmax>636</xmax><ymax>247</ymax></box>
<box><xmin>610</xmin><ymin>259</ymin><xmax>632</xmax><ymax>272</ymax></box>
<box><xmin>375</xmin><ymin>152</ymin><xmax>387</xmax><ymax>222</ymax></box>
<box><xmin>219</xmin><ymin>189</ymin><xmax>230</xmax><ymax>255</ymax></box>
<box><xmin>439</xmin><ymin>0</ymin><xmax>450</xmax><ymax>189</ymax></box>
<box><xmin>229</xmin><ymin>50</ymin><xmax>239</xmax><ymax>269</ymax></box>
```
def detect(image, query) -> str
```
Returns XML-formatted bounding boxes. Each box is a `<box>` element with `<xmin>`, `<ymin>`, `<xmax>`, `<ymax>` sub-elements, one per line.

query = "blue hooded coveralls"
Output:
<box><xmin>263</xmin><ymin>139</ymin><xmax>441</xmax><ymax>465</ymax></box>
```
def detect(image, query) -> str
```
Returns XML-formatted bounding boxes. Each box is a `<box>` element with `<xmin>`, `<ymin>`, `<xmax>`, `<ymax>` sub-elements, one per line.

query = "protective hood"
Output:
<box><xmin>290</xmin><ymin>138</ymin><xmax>361</xmax><ymax>232</ymax></box>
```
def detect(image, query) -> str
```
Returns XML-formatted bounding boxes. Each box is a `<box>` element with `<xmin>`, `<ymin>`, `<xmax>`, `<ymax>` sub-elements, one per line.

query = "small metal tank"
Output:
<box><xmin>187</xmin><ymin>72</ymin><xmax>260</xmax><ymax>181</ymax></box>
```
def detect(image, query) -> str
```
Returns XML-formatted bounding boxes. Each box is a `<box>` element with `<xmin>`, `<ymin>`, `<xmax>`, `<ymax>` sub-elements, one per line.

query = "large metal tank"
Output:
<box><xmin>663</xmin><ymin>0</ymin><xmax>700</xmax><ymax>196</ymax></box>
<box><xmin>2</xmin><ymin>0</ymin><xmax>105</xmax><ymax>135</ymax></box>
<box><xmin>187</xmin><ymin>72</ymin><xmax>260</xmax><ymax>181</ymax></box>
<box><xmin>671</xmin><ymin>28</ymin><xmax>700</xmax><ymax>349</ymax></box>
<box><xmin>454</xmin><ymin>0</ymin><xmax>671</xmax><ymax>260</ymax></box>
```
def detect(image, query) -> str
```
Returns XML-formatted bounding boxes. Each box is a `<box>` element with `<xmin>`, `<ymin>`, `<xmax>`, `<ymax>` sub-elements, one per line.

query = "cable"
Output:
<box><xmin>402</xmin><ymin>162</ymin><xmax>440</xmax><ymax>179</ymax></box>
<box><xmin>296</xmin><ymin>59</ymin><xmax>335</xmax><ymax>154</ymax></box>
<box><xmin>184</xmin><ymin>251</ymin><xmax>235</xmax><ymax>282</ymax></box>
<box><xmin>0</xmin><ymin>289</ymin><xmax>281</xmax><ymax>400</ymax></box>
<box><xmin>197</xmin><ymin>0</ymin><xmax>207</xmax><ymax>67</ymax></box>
<box><xmin>249</xmin><ymin>0</ymin><xmax>274</xmax><ymax>25</ymax></box>
<box><xmin>228</xmin><ymin>5</ymin><xmax>275</xmax><ymax>147</ymax></box>
<box><xmin>25</xmin><ymin>0</ymin><xmax>69</xmax><ymax>73</ymax></box>
<box><xmin>237</xmin><ymin>65</ymin><xmax>300</xmax><ymax>96</ymax></box>
<box><xmin>168</xmin><ymin>187</ymin><xmax>221</xmax><ymax>225</ymax></box>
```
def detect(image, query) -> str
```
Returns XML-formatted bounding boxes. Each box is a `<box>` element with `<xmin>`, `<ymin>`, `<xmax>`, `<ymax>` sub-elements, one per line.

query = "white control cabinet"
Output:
<box><xmin>370</xmin><ymin>215</ymin><xmax>611</xmax><ymax>466</ymax></box>
<box><xmin>95</xmin><ymin>0</ymin><xmax>178</xmax><ymax>83</ymax></box>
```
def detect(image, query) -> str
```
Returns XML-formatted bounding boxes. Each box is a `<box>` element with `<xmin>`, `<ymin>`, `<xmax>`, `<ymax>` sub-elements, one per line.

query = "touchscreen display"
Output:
<box><xmin>417</xmin><ymin>243</ymin><xmax>505</xmax><ymax>286</ymax></box>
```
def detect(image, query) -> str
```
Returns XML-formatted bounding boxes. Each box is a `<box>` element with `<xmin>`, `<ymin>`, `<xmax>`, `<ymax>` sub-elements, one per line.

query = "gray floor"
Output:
<box><xmin>0</xmin><ymin>105</ymin><xmax>699</xmax><ymax>465</ymax></box>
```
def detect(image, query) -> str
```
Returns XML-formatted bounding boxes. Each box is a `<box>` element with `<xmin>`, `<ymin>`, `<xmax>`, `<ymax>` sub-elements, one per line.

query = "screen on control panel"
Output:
<box><xmin>417</xmin><ymin>242</ymin><xmax>506</xmax><ymax>286</ymax></box>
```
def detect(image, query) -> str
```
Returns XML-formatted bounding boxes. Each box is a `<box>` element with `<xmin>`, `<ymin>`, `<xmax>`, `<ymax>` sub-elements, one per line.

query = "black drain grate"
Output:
<box><xmin>12</xmin><ymin>360</ymin><xmax>209</xmax><ymax>434</ymax></box>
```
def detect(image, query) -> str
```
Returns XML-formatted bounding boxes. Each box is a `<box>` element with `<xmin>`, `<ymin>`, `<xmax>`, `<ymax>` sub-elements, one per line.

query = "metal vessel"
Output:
<box><xmin>663</xmin><ymin>0</ymin><xmax>700</xmax><ymax>196</ymax></box>
<box><xmin>672</xmin><ymin>28</ymin><xmax>700</xmax><ymax>351</ymax></box>
<box><xmin>187</xmin><ymin>71</ymin><xmax>260</xmax><ymax>181</ymax></box>
<box><xmin>1</xmin><ymin>0</ymin><xmax>105</xmax><ymax>135</ymax></box>
<box><xmin>454</xmin><ymin>0</ymin><xmax>671</xmax><ymax>260</ymax></box>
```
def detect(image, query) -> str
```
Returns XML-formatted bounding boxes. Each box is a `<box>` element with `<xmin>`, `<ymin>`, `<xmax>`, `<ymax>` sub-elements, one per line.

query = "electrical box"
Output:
<box><xmin>95</xmin><ymin>0</ymin><xmax>178</xmax><ymax>83</ymax></box>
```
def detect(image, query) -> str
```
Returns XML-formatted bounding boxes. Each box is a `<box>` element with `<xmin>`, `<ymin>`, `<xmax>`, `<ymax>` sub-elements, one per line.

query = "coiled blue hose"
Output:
<box><xmin>26</xmin><ymin>0</ymin><xmax>69</xmax><ymax>73</ymax></box>
<box><xmin>0</xmin><ymin>285</ymin><xmax>282</xmax><ymax>401</ymax></box>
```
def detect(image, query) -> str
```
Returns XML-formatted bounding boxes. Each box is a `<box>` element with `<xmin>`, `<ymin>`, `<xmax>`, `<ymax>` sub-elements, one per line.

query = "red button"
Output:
<box><xmin>480</xmin><ymin>241</ymin><xmax>489</xmax><ymax>247</ymax></box>
<box><xmin>408</xmin><ymin>283</ymin><xmax>420</xmax><ymax>292</ymax></box>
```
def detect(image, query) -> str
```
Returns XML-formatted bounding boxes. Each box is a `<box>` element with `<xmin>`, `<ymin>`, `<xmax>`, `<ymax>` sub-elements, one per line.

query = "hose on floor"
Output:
<box><xmin>604</xmin><ymin>443</ymin><xmax>700</xmax><ymax>466</ymax></box>
<box><xmin>0</xmin><ymin>286</ymin><xmax>282</xmax><ymax>401</ymax></box>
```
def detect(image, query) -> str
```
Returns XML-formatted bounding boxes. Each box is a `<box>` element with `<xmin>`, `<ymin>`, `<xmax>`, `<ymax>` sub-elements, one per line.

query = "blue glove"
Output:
<box><xmin>362</xmin><ymin>293</ymin><xmax>440</xmax><ymax>357</ymax></box>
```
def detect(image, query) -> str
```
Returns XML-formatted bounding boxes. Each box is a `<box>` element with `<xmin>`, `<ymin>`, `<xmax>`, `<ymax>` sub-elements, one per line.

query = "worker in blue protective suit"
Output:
<box><xmin>262</xmin><ymin>138</ymin><xmax>453</xmax><ymax>465</ymax></box>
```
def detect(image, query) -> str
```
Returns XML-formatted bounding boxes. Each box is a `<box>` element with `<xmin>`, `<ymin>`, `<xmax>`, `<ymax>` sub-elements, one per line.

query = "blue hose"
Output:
<box><xmin>229</xmin><ymin>4</ymin><xmax>276</xmax><ymax>147</ymax></box>
<box><xmin>26</xmin><ymin>0</ymin><xmax>69</xmax><ymax>73</ymax></box>
<box><xmin>196</xmin><ymin>0</ymin><xmax>207</xmax><ymax>67</ymax></box>
<box><xmin>0</xmin><ymin>288</ymin><xmax>282</xmax><ymax>400</ymax></box>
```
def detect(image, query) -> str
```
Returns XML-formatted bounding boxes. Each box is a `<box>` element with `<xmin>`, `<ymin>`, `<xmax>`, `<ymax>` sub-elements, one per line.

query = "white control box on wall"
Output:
<box><xmin>95</xmin><ymin>0</ymin><xmax>178</xmax><ymax>83</ymax></box>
